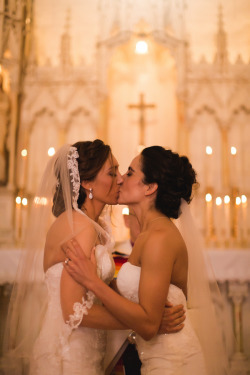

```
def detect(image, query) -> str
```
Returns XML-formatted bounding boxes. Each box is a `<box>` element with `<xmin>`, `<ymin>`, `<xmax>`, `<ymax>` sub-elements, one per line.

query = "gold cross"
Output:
<box><xmin>128</xmin><ymin>93</ymin><xmax>156</xmax><ymax>145</ymax></box>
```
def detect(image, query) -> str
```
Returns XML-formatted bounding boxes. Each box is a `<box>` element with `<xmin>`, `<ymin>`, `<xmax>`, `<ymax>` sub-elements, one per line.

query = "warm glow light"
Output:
<box><xmin>22</xmin><ymin>198</ymin><xmax>28</xmax><ymax>206</ymax></box>
<box><xmin>137</xmin><ymin>145</ymin><xmax>145</xmax><ymax>153</ymax></box>
<box><xmin>205</xmin><ymin>193</ymin><xmax>212</xmax><ymax>202</ymax></box>
<box><xmin>231</xmin><ymin>146</ymin><xmax>237</xmax><ymax>155</ymax></box>
<box><xmin>241</xmin><ymin>195</ymin><xmax>247</xmax><ymax>204</ymax></box>
<box><xmin>224</xmin><ymin>195</ymin><xmax>230</xmax><ymax>204</ymax></box>
<box><xmin>21</xmin><ymin>149</ymin><xmax>28</xmax><ymax>157</ymax></box>
<box><xmin>122</xmin><ymin>207</ymin><xmax>129</xmax><ymax>215</ymax></box>
<box><xmin>16</xmin><ymin>196</ymin><xmax>21</xmax><ymax>204</ymax></box>
<box><xmin>34</xmin><ymin>196</ymin><xmax>48</xmax><ymax>206</ymax></box>
<box><xmin>216</xmin><ymin>197</ymin><xmax>222</xmax><ymax>206</ymax></box>
<box><xmin>236</xmin><ymin>197</ymin><xmax>241</xmax><ymax>205</ymax></box>
<box><xmin>48</xmin><ymin>147</ymin><xmax>55</xmax><ymax>157</ymax></box>
<box><xmin>206</xmin><ymin>146</ymin><xmax>213</xmax><ymax>155</ymax></box>
<box><xmin>135</xmin><ymin>41</ymin><xmax>148</xmax><ymax>54</ymax></box>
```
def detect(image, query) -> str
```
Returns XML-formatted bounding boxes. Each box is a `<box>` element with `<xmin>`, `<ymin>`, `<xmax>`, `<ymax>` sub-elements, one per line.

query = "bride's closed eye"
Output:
<box><xmin>126</xmin><ymin>166</ymin><xmax>134</xmax><ymax>176</ymax></box>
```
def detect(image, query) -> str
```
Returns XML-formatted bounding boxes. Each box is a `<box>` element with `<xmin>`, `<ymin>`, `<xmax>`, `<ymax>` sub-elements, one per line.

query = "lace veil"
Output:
<box><xmin>1</xmin><ymin>144</ymin><xmax>110</xmax><ymax>373</ymax></box>
<box><xmin>175</xmin><ymin>199</ymin><xmax>229</xmax><ymax>375</ymax></box>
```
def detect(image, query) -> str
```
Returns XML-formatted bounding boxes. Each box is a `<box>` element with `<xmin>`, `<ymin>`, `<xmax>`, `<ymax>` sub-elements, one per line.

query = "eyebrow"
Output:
<box><xmin>128</xmin><ymin>166</ymin><xmax>135</xmax><ymax>172</ymax></box>
<box><xmin>108</xmin><ymin>165</ymin><xmax>119</xmax><ymax>171</ymax></box>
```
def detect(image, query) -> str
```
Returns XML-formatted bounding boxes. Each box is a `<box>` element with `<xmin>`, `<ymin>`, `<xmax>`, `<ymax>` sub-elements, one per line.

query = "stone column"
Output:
<box><xmin>228</xmin><ymin>281</ymin><xmax>249</xmax><ymax>375</ymax></box>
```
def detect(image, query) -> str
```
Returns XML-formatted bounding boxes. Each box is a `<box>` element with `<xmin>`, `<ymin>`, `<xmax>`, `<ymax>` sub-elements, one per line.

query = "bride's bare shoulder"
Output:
<box><xmin>46</xmin><ymin>210</ymin><xmax>94</xmax><ymax>241</ymax></box>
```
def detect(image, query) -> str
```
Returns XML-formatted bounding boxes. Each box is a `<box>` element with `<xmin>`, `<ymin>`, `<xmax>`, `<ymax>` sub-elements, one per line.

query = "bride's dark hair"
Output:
<box><xmin>141</xmin><ymin>146</ymin><xmax>197</xmax><ymax>219</ymax></box>
<box><xmin>52</xmin><ymin>139</ymin><xmax>111</xmax><ymax>217</ymax></box>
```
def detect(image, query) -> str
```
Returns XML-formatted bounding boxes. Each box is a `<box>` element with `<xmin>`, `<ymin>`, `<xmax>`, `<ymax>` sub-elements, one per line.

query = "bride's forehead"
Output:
<box><xmin>102</xmin><ymin>154</ymin><xmax>118</xmax><ymax>169</ymax></box>
<box><xmin>131</xmin><ymin>155</ymin><xmax>141</xmax><ymax>168</ymax></box>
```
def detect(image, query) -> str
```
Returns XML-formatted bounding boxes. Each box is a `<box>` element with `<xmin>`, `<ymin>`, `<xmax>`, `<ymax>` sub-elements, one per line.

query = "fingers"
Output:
<box><xmin>70</xmin><ymin>238</ymin><xmax>83</xmax><ymax>257</ymax></box>
<box><xmin>165</xmin><ymin>299</ymin><xmax>173</xmax><ymax>307</ymax></box>
<box><xmin>164</xmin><ymin>304</ymin><xmax>185</xmax><ymax>317</ymax></box>
<box><xmin>61</xmin><ymin>239</ymin><xmax>76</xmax><ymax>256</ymax></box>
<box><xmin>61</xmin><ymin>238</ymin><xmax>82</xmax><ymax>258</ymax></box>
<box><xmin>166</xmin><ymin>323</ymin><xmax>185</xmax><ymax>334</ymax></box>
<box><xmin>164</xmin><ymin>309</ymin><xmax>186</xmax><ymax>323</ymax></box>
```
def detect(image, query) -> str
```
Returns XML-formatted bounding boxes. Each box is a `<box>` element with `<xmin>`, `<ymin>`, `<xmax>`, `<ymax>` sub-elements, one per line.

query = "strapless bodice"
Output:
<box><xmin>116</xmin><ymin>261</ymin><xmax>207</xmax><ymax>375</ymax></box>
<box><xmin>30</xmin><ymin>243</ymin><xmax>115</xmax><ymax>375</ymax></box>
<box><xmin>117</xmin><ymin>261</ymin><xmax>187</xmax><ymax>306</ymax></box>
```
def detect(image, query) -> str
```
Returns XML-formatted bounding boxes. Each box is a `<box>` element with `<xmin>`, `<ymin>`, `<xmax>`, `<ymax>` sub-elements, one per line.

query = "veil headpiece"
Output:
<box><xmin>1</xmin><ymin>144</ymin><xmax>110</xmax><ymax>373</ymax></box>
<box><xmin>175</xmin><ymin>199</ymin><xmax>229</xmax><ymax>375</ymax></box>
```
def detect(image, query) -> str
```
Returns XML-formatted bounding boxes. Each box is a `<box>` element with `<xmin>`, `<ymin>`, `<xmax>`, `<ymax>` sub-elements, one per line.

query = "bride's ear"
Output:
<box><xmin>80</xmin><ymin>181</ymin><xmax>92</xmax><ymax>191</ymax></box>
<box><xmin>145</xmin><ymin>182</ymin><xmax>158</xmax><ymax>196</ymax></box>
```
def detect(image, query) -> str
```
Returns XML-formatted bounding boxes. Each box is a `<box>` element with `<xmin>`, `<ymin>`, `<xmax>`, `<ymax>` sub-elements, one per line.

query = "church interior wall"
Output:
<box><xmin>0</xmin><ymin>1</ymin><xmax>250</xmax><ymax>370</ymax></box>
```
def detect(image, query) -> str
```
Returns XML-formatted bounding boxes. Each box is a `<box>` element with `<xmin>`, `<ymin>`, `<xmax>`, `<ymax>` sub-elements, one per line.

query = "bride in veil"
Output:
<box><xmin>64</xmin><ymin>146</ymin><xmax>229</xmax><ymax>375</ymax></box>
<box><xmin>1</xmin><ymin>140</ymin><xmax>185</xmax><ymax>375</ymax></box>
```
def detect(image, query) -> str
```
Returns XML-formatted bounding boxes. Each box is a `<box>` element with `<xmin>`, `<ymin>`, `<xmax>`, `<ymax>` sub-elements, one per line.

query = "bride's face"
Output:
<box><xmin>118</xmin><ymin>154</ymin><xmax>146</xmax><ymax>205</ymax></box>
<box><xmin>91</xmin><ymin>154</ymin><xmax>123</xmax><ymax>205</ymax></box>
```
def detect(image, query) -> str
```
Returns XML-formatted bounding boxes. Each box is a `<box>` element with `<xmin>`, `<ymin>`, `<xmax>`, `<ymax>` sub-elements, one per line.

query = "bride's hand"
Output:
<box><xmin>62</xmin><ymin>239</ymin><xmax>98</xmax><ymax>289</ymax></box>
<box><xmin>158</xmin><ymin>300</ymin><xmax>185</xmax><ymax>334</ymax></box>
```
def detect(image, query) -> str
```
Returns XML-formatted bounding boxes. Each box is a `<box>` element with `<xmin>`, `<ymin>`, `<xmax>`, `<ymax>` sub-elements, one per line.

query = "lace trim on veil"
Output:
<box><xmin>67</xmin><ymin>147</ymin><xmax>80</xmax><ymax>211</ymax></box>
<box><xmin>60</xmin><ymin>291</ymin><xmax>95</xmax><ymax>356</ymax></box>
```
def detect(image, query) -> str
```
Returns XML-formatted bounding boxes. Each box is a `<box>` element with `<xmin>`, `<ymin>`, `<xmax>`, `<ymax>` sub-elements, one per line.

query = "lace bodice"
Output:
<box><xmin>30</xmin><ymin>243</ymin><xmax>115</xmax><ymax>375</ymax></box>
<box><xmin>116</xmin><ymin>262</ymin><xmax>207</xmax><ymax>375</ymax></box>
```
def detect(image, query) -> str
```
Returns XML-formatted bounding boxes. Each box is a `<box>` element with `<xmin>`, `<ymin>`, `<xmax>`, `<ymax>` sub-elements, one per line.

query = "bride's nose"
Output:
<box><xmin>117</xmin><ymin>170</ymin><xmax>123</xmax><ymax>185</ymax></box>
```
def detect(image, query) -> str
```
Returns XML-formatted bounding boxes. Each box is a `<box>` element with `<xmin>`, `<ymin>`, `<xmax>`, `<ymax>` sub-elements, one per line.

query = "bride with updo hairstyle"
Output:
<box><xmin>64</xmin><ymin>145</ymin><xmax>229</xmax><ymax>375</ymax></box>
<box><xmin>140</xmin><ymin>146</ymin><xmax>197</xmax><ymax>219</ymax></box>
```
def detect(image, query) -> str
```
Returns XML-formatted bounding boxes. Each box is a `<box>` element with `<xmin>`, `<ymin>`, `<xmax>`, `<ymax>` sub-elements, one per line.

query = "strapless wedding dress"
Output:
<box><xmin>117</xmin><ymin>262</ymin><xmax>208</xmax><ymax>375</ymax></box>
<box><xmin>30</xmin><ymin>244</ymin><xmax>115</xmax><ymax>375</ymax></box>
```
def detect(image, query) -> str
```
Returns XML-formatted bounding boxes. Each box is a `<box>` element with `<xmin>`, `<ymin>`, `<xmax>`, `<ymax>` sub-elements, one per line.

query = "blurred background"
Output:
<box><xmin>0</xmin><ymin>0</ymin><xmax>249</xmax><ymax>373</ymax></box>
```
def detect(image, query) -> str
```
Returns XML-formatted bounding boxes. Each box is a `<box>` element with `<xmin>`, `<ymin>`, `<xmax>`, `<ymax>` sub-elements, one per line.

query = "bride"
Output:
<box><xmin>64</xmin><ymin>146</ymin><xmax>229</xmax><ymax>375</ymax></box>
<box><xmin>1</xmin><ymin>140</ymin><xmax>185</xmax><ymax>375</ymax></box>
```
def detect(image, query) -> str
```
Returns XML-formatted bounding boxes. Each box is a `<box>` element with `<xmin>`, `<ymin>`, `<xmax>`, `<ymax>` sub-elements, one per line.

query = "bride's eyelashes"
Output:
<box><xmin>126</xmin><ymin>166</ymin><xmax>134</xmax><ymax>177</ymax></box>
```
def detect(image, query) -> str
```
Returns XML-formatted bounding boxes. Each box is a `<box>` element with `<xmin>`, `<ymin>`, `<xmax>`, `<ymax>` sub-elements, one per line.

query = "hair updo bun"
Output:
<box><xmin>141</xmin><ymin>146</ymin><xmax>197</xmax><ymax>219</ymax></box>
<box><xmin>52</xmin><ymin>139</ymin><xmax>111</xmax><ymax>217</ymax></box>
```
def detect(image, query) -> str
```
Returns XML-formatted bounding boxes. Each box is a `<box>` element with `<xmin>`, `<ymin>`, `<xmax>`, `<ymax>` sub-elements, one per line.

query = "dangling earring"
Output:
<box><xmin>89</xmin><ymin>188</ymin><xmax>93</xmax><ymax>200</ymax></box>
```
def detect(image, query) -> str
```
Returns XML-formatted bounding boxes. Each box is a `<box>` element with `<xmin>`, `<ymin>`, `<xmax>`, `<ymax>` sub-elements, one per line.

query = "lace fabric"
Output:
<box><xmin>67</xmin><ymin>147</ymin><xmax>80</xmax><ymax>211</ymax></box>
<box><xmin>67</xmin><ymin>291</ymin><xmax>95</xmax><ymax>329</ymax></box>
<box><xmin>1</xmin><ymin>144</ymin><xmax>113</xmax><ymax>374</ymax></box>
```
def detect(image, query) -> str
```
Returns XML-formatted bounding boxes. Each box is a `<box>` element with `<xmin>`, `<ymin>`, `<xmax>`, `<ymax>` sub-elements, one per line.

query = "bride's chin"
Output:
<box><xmin>118</xmin><ymin>197</ymin><xmax>125</xmax><ymax>205</ymax></box>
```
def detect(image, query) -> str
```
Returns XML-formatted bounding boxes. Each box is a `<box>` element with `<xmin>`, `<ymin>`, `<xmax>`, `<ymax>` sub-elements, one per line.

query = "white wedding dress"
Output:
<box><xmin>29</xmin><ymin>243</ymin><xmax>115</xmax><ymax>375</ymax></box>
<box><xmin>116</xmin><ymin>262</ymin><xmax>208</xmax><ymax>375</ymax></box>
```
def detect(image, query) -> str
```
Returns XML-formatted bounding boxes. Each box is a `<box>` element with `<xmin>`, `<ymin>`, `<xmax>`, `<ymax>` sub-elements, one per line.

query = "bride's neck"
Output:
<box><xmin>80</xmin><ymin>200</ymin><xmax>105</xmax><ymax>222</ymax></box>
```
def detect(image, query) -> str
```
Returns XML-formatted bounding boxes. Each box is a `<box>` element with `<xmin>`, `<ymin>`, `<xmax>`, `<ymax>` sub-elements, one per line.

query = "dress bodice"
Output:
<box><xmin>31</xmin><ymin>243</ymin><xmax>115</xmax><ymax>375</ymax></box>
<box><xmin>46</xmin><ymin>243</ymin><xmax>115</xmax><ymax>286</ymax></box>
<box><xmin>116</xmin><ymin>262</ymin><xmax>207</xmax><ymax>375</ymax></box>
<box><xmin>116</xmin><ymin>261</ymin><xmax>187</xmax><ymax>307</ymax></box>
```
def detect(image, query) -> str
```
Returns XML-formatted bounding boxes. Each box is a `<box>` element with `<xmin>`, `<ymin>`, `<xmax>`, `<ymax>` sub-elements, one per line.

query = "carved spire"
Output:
<box><xmin>214</xmin><ymin>4</ymin><xmax>228</xmax><ymax>71</ymax></box>
<box><xmin>60</xmin><ymin>9</ymin><xmax>72</xmax><ymax>67</ymax></box>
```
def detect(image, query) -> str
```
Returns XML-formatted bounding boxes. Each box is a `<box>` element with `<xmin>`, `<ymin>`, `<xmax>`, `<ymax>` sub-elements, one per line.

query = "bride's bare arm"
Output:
<box><xmin>60</xmin><ymin>223</ymin><xmax>129</xmax><ymax>330</ymax></box>
<box><xmin>65</xmin><ymin>232</ymin><xmax>179</xmax><ymax>340</ymax></box>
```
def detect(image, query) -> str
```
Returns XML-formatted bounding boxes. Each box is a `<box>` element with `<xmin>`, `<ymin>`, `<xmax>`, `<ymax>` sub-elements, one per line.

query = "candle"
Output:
<box><xmin>241</xmin><ymin>195</ymin><xmax>247</xmax><ymax>245</ymax></box>
<box><xmin>205</xmin><ymin>193</ymin><xmax>213</xmax><ymax>244</ymax></box>
<box><xmin>21</xmin><ymin>197</ymin><xmax>28</xmax><ymax>242</ymax></box>
<box><xmin>19</xmin><ymin>149</ymin><xmax>28</xmax><ymax>189</ymax></box>
<box><xmin>15</xmin><ymin>196</ymin><xmax>22</xmax><ymax>241</ymax></box>
<box><xmin>205</xmin><ymin>146</ymin><xmax>213</xmax><ymax>187</ymax></box>
<box><xmin>215</xmin><ymin>197</ymin><xmax>223</xmax><ymax>246</ymax></box>
<box><xmin>235</xmin><ymin>196</ymin><xmax>241</xmax><ymax>244</ymax></box>
<box><xmin>223</xmin><ymin>195</ymin><xmax>231</xmax><ymax>246</ymax></box>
